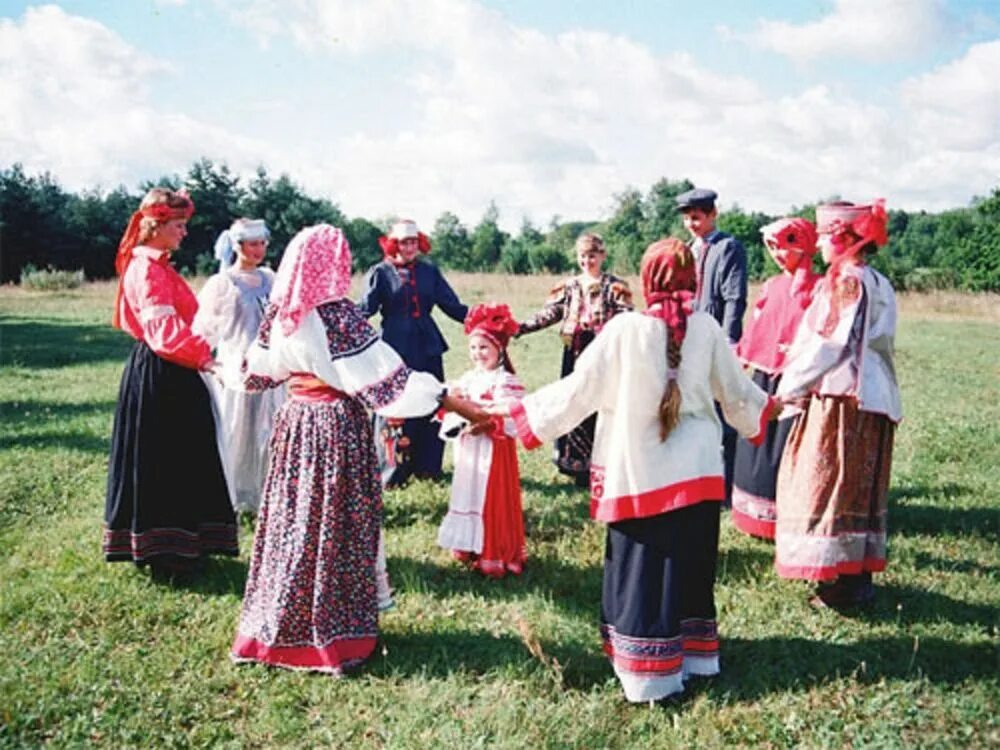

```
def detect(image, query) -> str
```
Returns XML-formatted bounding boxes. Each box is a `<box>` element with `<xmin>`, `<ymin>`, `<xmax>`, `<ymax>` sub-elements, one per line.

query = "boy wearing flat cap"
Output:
<box><xmin>676</xmin><ymin>187</ymin><xmax>748</xmax><ymax>504</ymax></box>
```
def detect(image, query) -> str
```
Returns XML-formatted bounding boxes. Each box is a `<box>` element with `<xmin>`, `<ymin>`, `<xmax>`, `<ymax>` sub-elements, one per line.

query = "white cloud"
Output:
<box><xmin>722</xmin><ymin>0</ymin><xmax>954</xmax><ymax>63</ymax></box>
<box><xmin>901</xmin><ymin>39</ymin><xmax>1000</xmax><ymax>150</ymax></box>
<box><xmin>0</xmin><ymin>4</ymin><xmax>275</xmax><ymax>191</ymax></box>
<box><xmin>221</xmin><ymin>0</ymin><xmax>999</xmax><ymax>224</ymax></box>
<box><xmin>2</xmin><ymin>2</ymin><xmax>998</xmax><ymax>233</ymax></box>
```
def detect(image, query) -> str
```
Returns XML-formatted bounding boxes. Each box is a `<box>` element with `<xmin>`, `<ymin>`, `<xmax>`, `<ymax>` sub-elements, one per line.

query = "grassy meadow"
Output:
<box><xmin>1</xmin><ymin>274</ymin><xmax>998</xmax><ymax>748</ymax></box>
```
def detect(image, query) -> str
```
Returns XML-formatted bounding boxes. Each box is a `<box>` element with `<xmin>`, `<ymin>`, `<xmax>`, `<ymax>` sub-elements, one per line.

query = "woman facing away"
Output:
<box><xmin>775</xmin><ymin>200</ymin><xmax>901</xmax><ymax>609</ymax></box>
<box><xmin>516</xmin><ymin>232</ymin><xmax>632</xmax><ymax>487</ymax></box>
<box><xmin>358</xmin><ymin>219</ymin><xmax>469</xmax><ymax>488</ymax></box>
<box><xmin>194</xmin><ymin>218</ymin><xmax>284</xmax><ymax>515</ymax></box>
<box><xmin>231</xmin><ymin>224</ymin><xmax>485</xmax><ymax>675</ymax></box>
<box><xmin>731</xmin><ymin>217</ymin><xmax>821</xmax><ymax>539</ymax></box>
<box><xmin>493</xmin><ymin>238</ymin><xmax>779</xmax><ymax>704</ymax></box>
<box><xmin>104</xmin><ymin>187</ymin><xmax>238</xmax><ymax>583</ymax></box>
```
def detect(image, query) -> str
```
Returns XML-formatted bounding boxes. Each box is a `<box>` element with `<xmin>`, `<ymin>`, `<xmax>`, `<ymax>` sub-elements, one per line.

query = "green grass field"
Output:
<box><xmin>1</xmin><ymin>275</ymin><xmax>998</xmax><ymax>748</ymax></box>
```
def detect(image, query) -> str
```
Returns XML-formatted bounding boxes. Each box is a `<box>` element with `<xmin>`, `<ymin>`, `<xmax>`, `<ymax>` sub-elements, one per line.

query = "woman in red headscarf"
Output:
<box><xmin>775</xmin><ymin>200</ymin><xmax>901</xmax><ymax>609</ymax></box>
<box><xmin>731</xmin><ymin>217</ymin><xmax>822</xmax><ymax>539</ymax></box>
<box><xmin>437</xmin><ymin>303</ymin><xmax>526</xmax><ymax>577</ymax></box>
<box><xmin>231</xmin><ymin>224</ymin><xmax>485</xmax><ymax>675</ymax></box>
<box><xmin>104</xmin><ymin>187</ymin><xmax>238</xmax><ymax>582</ymax></box>
<box><xmin>491</xmin><ymin>238</ymin><xmax>780</xmax><ymax>705</ymax></box>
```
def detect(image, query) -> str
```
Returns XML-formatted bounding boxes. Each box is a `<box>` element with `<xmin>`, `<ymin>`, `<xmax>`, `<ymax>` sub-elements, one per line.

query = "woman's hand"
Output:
<box><xmin>440</xmin><ymin>393</ymin><xmax>489</xmax><ymax>427</ymax></box>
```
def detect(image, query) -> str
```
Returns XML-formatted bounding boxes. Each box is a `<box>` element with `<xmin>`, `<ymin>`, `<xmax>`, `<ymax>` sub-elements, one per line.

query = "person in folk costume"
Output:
<box><xmin>516</xmin><ymin>232</ymin><xmax>633</xmax><ymax>487</ymax></box>
<box><xmin>491</xmin><ymin>238</ymin><xmax>780</xmax><ymax>704</ymax></box>
<box><xmin>437</xmin><ymin>303</ymin><xmax>527</xmax><ymax>577</ymax></box>
<box><xmin>775</xmin><ymin>200</ymin><xmax>901</xmax><ymax>609</ymax></box>
<box><xmin>193</xmin><ymin>218</ymin><xmax>284</xmax><ymax>515</ymax></box>
<box><xmin>104</xmin><ymin>187</ymin><xmax>238</xmax><ymax>583</ymax></box>
<box><xmin>731</xmin><ymin>218</ymin><xmax>822</xmax><ymax>539</ymax></box>
<box><xmin>676</xmin><ymin>188</ymin><xmax>749</xmax><ymax>506</ymax></box>
<box><xmin>231</xmin><ymin>224</ymin><xmax>486</xmax><ymax>675</ymax></box>
<box><xmin>358</xmin><ymin>219</ymin><xmax>469</xmax><ymax>488</ymax></box>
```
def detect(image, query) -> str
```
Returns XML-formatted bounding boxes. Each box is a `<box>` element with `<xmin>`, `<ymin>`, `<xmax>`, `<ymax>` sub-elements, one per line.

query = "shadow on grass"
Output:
<box><xmin>718</xmin><ymin>633</ymin><xmax>998</xmax><ymax>702</ymax></box>
<box><xmin>889</xmin><ymin>484</ymin><xmax>1000</xmax><ymax>542</ymax></box>
<box><xmin>370</xmin><ymin>622</ymin><xmax>997</xmax><ymax>696</ymax></box>
<box><xmin>142</xmin><ymin>555</ymin><xmax>249</xmax><ymax>597</ymax></box>
<box><xmin>0</xmin><ymin>399</ymin><xmax>116</xmax><ymax>454</ymax></box>
<box><xmin>855</xmin><ymin>582</ymin><xmax>998</xmax><ymax>629</ymax></box>
<box><xmin>389</xmin><ymin>554</ymin><xmax>602</xmax><ymax>622</ymax></box>
<box><xmin>0</xmin><ymin>317</ymin><xmax>132</xmax><ymax>368</ymax></box>
<box><xmin>369</xmin><ymin>627</ymin><xmax>609</xmax><ymax>688</ymax></box>
<box><xmin>716</xmin><ymin>543</ymin><xmax>775</xmax><ymax>584</ymax></box>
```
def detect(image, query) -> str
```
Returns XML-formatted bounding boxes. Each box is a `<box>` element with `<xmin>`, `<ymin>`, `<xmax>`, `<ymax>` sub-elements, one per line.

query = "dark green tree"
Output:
<box><xmin>431</xmin><ymin>211</ymin><xmax>472</xmax><ymax>270</ymax></box>
<box><xmin>469</xmin><ymin>202</ymin><xmax>508</xmax><ymax>271</ymax></box>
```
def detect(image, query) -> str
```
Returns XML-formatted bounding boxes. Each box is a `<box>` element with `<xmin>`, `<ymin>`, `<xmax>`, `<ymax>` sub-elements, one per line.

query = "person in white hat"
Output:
<box><xmin>358</xmin><ymin>219</ymin><xmax>469</xmax><ymax>487</ymax></box>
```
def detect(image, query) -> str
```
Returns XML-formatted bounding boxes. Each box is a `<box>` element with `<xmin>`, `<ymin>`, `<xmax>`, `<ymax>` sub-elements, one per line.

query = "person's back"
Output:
<box><xmin>580</xmin><ymin>310</ymin><xmax>768</xmax><ymax>522</ymax></box>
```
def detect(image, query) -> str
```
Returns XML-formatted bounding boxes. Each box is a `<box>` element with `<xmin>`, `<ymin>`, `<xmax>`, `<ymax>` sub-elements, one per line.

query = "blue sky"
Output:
<box><xmin>2</xmin><ymin>1</ymin><xmax>999</xmax><ymax>229</ymax></box>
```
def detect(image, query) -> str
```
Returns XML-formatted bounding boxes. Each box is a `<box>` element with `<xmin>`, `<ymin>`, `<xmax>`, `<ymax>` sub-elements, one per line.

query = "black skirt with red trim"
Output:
<box><xmin>104</xmin><ymin>342</ymin><xmax>238</xmax><ymax>563</ymax></box>
<box><xmin>600</xmin><ymin>501</ymin><xmax>721</xmax><ymax>695</ymax></box>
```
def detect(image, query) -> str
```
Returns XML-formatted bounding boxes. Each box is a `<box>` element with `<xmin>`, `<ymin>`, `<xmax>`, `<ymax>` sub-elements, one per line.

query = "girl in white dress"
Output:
<box><xmin>437</xmin><ymin>304</ymin><xmax>526</xmax><ymax>577</ymax></box>
<box><xmin>194</xmin><ymin>218</ymin><xmax>284</xmax><ymax>514</ymax></box>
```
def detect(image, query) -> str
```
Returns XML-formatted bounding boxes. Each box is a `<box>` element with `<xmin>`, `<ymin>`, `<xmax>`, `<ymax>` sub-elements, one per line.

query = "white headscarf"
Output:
<box><xmin>214</xmin><ymin>219</ymin><xmax>270</xmax><ymax>270</ymax></box>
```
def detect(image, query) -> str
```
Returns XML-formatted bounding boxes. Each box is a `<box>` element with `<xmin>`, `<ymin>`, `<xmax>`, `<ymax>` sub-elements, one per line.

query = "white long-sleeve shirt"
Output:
<box><xmin>777</xmin><ymin>264</ymin><xmax>902</xmax><ymax>423</ymax></box>
<box><xmin>511</xmin><ymin>311</ymin><xmax>772</xmax><ymax>523</ymax></box>
<box><xmin>243</xmin><ymin>299</ymin><xmax>444</xmax><ymax>419</ymax></box>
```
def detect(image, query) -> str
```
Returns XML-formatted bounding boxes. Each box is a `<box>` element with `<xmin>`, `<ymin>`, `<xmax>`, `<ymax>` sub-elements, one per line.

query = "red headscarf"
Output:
<box><xmin>640</xmin><ymin>238</ymin><xmax>697</xmax><ymax>350</ymax></box>
<box><xmin>816</xmin><ymin>199</ymin><xmax>889</xmax><ymax>296</ymax></box>
<box><xmin>270</xmin><ymin>224</ymin><xmax>353</xmax><ymax>336</ymax></box>
<box><xmin>112</xmin><ymin>192</ymin><xmax>194</xmax><ymax>329</ymax></box>
<box><xmin>378</xmin><ymin>219</ymin><xmax>432</xmax><ymax>261</ymax></box>
<box><xmin>464</xmin><ymin>302</ymin><xmax>519</xmax><ymax>373</ymax></box>
<box><xmin>816</xmin><ymin>200</ymin><xmax>888</xmax><ymax>259</ymax></box>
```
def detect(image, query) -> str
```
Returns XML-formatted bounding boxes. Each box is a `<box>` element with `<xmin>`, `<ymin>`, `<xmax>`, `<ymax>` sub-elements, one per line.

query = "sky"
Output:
<box><xmin>2</xmin><ymin>1</ymin><xmax>999</xmax><ymax>230</ymax></box>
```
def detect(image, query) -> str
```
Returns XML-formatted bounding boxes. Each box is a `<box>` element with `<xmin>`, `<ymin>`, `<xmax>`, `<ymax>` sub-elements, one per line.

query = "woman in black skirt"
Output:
<box><xmin>104</xmin><ymin>187</ymin><xmax>238</xmax><ymax>581</ymax></box>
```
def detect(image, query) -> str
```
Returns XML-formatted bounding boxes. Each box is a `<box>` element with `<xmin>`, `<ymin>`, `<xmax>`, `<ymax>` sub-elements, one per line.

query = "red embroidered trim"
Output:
<box><xmin>589</xmin><ymin>474</ymin><xmax>724</xmax><ymax>523</ymax></box>
<box><xmin>510</xmin><ymin>401</ymin><xmax>542</xmax><ymax>449</ymax></box>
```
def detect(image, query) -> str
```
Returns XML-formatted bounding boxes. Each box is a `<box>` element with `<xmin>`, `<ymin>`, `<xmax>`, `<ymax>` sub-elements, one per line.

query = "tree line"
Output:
<box><xmin>2</xmin><ymin>159</ymin><xmax>999</xmax><ymax>291</ymax></box>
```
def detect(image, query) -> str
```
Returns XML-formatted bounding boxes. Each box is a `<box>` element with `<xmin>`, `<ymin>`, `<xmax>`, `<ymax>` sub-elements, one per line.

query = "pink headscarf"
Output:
<box><xmin>270</xmin><ymin>224</ymin><xmax>353</xmax><ymax>336</ymax></box>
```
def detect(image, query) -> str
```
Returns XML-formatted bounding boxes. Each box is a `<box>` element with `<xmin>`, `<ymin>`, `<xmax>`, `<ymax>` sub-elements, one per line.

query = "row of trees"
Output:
<box><xmin>2</xmin><ymin>160</ymin><xmax>999</xmax><ymax>290</ymax></box>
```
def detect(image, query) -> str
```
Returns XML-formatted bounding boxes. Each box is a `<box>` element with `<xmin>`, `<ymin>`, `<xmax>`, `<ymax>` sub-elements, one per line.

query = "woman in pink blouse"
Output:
<box><xmin>104</xmin><ymin>187</ymin><xmax>238</xmax><ymax>583</ymax></box>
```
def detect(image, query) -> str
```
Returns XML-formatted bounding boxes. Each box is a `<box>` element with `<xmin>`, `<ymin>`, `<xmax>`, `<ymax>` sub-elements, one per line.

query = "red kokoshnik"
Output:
<box><xmin>464</xmin><ymin>302</ymin><xmax>519</xmax><ymax>372</ymax></box>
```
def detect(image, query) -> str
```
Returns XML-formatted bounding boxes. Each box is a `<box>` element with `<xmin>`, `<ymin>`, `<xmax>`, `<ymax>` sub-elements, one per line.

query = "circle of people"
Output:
<box><xmin>103</xmin><ymin>185</ymin><xmax>899</xmax><ymax>705</ymax></box>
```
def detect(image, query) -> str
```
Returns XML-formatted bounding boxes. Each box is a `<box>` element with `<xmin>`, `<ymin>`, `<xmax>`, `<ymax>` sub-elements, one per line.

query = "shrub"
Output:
<box><xmin>19</xmin><ymin>265</ymin><xmax>85</xmax><ymax>291</ymax></box>
<box><xmin>903</xmin><ymin>267</ymin><xmax>959</xmax><ymax>292</ymax></box>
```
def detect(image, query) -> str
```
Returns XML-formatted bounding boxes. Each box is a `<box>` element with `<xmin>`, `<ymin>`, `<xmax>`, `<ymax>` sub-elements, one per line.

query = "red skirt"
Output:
<box><xmin>473</xmin><ymin>437</ymin><xmax>526</xmax><ymax>577</ymax></box>
<box><xmin>775</xmin><ymin>396</ymin><xmax>895</xmax><ymax>581</ymax></box>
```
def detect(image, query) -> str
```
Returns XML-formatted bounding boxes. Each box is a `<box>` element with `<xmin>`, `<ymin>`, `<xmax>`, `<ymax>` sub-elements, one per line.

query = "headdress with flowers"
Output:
<box><xmin>464</xmin><ymin>302</ymin><xmax>520</xmax><ymax>373</ymax></box>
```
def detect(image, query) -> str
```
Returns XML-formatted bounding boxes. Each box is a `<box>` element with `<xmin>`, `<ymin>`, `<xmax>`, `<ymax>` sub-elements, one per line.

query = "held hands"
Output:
<box><xmin>765</xmin><ymin>397</ymin><xmax>785</xmax><ymax>422</ymax></box>
<box><xmin>440</xmin><ymin>392</ymin><xmax>490</xmax><ymax>429</ymax></box>
<box><xmin>484</xmin><ymin>401</ymin><xmax>513</xmax><ymax>418</ymax></box>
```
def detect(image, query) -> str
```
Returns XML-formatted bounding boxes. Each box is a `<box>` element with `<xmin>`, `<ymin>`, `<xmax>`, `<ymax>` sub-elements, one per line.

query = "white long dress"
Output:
<box><xmin>194</xmin><ymin>267</ymin><xmax>285</xmax><ymax>513</ymax></box>
<box><xmin>437</xmin><ymin>367</ymin><xmax>524</xmax><ymax>556</ymax></box>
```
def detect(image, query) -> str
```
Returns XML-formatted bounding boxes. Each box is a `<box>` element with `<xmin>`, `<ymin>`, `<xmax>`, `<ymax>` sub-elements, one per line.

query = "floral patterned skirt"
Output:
<box><xmin>775</xmin><ymin>395</ymin><xmax>895</xmax><ymax>581</ymax></box>
<box><xmin>232</xmin><ymin>397</ymin><xmax>382</xmax><ymax>674</ymax></box>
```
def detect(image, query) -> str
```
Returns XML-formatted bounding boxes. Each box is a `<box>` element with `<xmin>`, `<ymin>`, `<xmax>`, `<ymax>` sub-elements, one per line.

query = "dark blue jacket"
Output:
<box><xmin>693</xmin><ymin>230</ymin><xmax>748</xmax><ymax>344</ymax></box>
<box><xmin>357</xmin><ymin>260</ymin><xmax>468</xmax><ymax>371</ymax></box>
